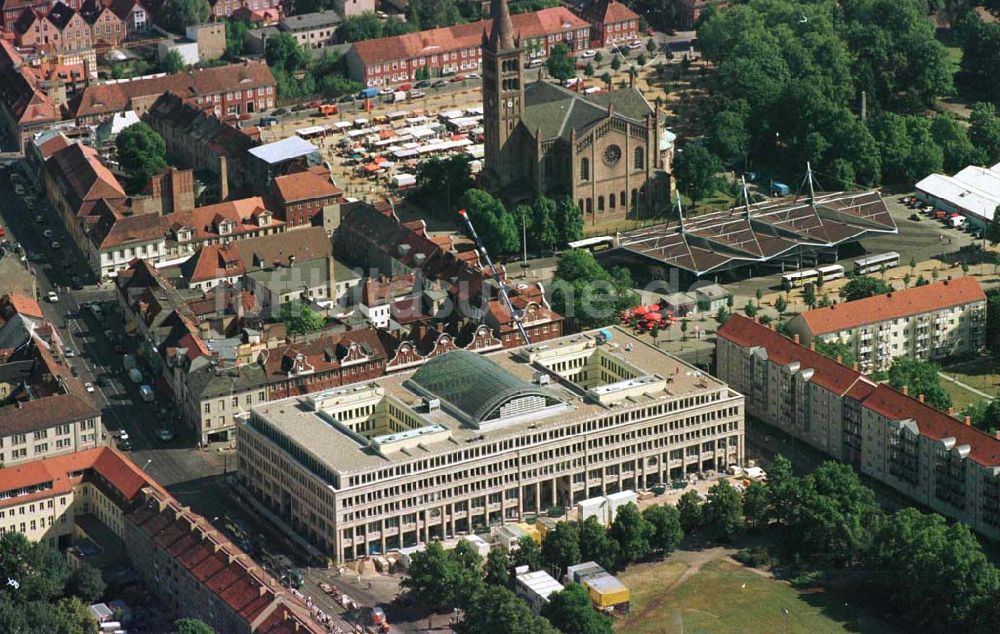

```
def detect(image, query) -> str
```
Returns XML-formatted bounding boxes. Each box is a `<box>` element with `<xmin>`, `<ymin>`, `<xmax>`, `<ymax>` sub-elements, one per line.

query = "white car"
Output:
<box><xmin>84</xmin><ymin>382</ymin><xmax>95</xmax><ymax>393</ymax></box>
<box><xmin>115</xmin><ymin>430</ymin><xmax>129</xmax><ymax>441</ymax></box>
<box><xmin>13</xmin><ymin>183</ymin><xmax>24</xmax><ymax>195</ymax></box>
<box><xmin>580</xmin><ymin>50</ymin><xmax>596</xmax><ymax>58</ymax></box>
<box><xmin>158</xmin><ymin>428</ymin><xmax>175</xmax><ymax>442</ymax></box>
<box><xmin>46</xmin><ymin>290</ymin><xmax>58</xmax><ymax>302</ymax></box>
<box><xmin>466</xmin><ymin>72</ymin><xmax>481</xmax><ymax>80</ymax></box>
<box><xmin>64</xmin><ymin>348</ymin><xmax>75</xmax><ymax>358</ymax></box>
<box><xmin>50</xmin><ymin>240</ymin><xmax>60</xmax><ymax>249</ymax></box>
<box><xmin>42</xmin><ymin>229</ymin><xmax>52</xmax><ymax>238</ymax></box>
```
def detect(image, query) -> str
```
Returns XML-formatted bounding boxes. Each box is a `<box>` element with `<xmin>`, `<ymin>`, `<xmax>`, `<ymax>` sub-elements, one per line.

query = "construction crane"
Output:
<box><xmin>458</xmin><ymin>208</ymin><xmax>530</xmax><ymax>346</ymax></box>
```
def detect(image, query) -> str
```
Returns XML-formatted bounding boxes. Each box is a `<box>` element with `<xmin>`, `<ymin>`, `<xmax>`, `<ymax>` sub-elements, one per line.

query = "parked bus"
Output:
<box><xmin>568</xmin><ymin>236</ymin><xmax>615</xmax><ymax>253</ymax></box>
<box><xmin>781</xmin><ymin>268</ymin><xmax>819</xmax><ymax>288</ymax></box>
<box><xmin>854</xmin><ymin>251</ymin><xmax>900</xmax><ymax>275</ymax></box>
<box><xmin>816</xmin><ymin>263</ymin><xmax>845</xmax><ymax>282</ymax></box>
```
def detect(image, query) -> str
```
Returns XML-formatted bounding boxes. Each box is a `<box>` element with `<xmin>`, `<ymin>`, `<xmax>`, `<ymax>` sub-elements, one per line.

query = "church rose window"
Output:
<box><xmin>603</xmin><ymin>144</ymin><xmax>622</xmax><ymax>165</ymax></box>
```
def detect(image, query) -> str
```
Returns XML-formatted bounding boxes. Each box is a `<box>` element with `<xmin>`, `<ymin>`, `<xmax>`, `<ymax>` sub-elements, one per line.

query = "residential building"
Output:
<box><xmin>108</xmin><ymin>0</ymin><xmax>147</xmax><ymax>35</ymax></box>
<box><xmin>144</xmin><ymin>91</ymin><xmax>259</xmax><ymax>198</ymax></box>
<box><xmin>785</xmin><ymin>277</ymin><xmax>986</xmax><ymax>372</ymax></box>
<box><xmin>278</xmin><ymin>10</ymin><xmax>340</xmax><ymax>52</ymax></box>
<box><xmin>85</xmin><ymin>194</ymin><xmax>282</xmax><ymax>279</ymax></box>
<box><xmin>344</xmin><ymin>7</ymin><xmax>590</xmax><ymax>87</ymax></box>
<box><xmin>716</xmin><ymin>315</ymin><xmax>876</xmax><ymax>464</ymax></box>
<box><xmin>70</xmin><ymin>61</ymin><xmax>276</xmax><ymax>123</ymax></box>
<box><xmin>484</xmin><ymin>283</ymin><xmax>563</xmax><ymax>349</ymax></box>
<box><xmin>243</xmin><ymin>253</ymin><xmax>334</xmax><ymax>313</ymax></box>
<box><xmin>13</xmin><ymin>2</ymin><xmax>95</xmax><ymax>54</ymax></box>
<box><xmin>80</xmin><ymin>0</ymin><xmax>126</xmax><ymax>46</ymax></box>
<box><xmin>0</xmin><ymin>338</ymin><xmax>103</xmax><ymax>467</ymax></box>
<box><xmin>578</xmin><ymin>0</ymin><xmax>639</xmax><ymax>47</ymax></box>
<box><xmin>261</xmin><ymin>329</ymin><xmax>387</xmax><ymax>400</ymax></box>
<box><xmin>237</xmin><ymin>328</ymin><xmax>745</xmax><ymax>560</ymax></box>
<box><xmin>717</xmin><ymin>314</ymin><xmax>1000</xmax><ymax>541</ymax></box>
<box><xmin>479</xmin><ymin>0</ymin><xmax>667</xmax><ymax>221</ymax></box>
<box><xmin>0</xmin><ymin>42</ymin><xmax>60</xmax><ymax>151</ymax></box>
<box><xmin>42</xmin><ymin>141</ymin><xmax>127</xmax><ymax>249</ymax></box>
<box><xmin>271</xmin><ymin>166</ymin><xmax>344</xmax><ymax>227</ymax></box>
<box><xmin>0</xmin><ymin>447</ymin><xmax>324</xmax><ymax>632</ymax></box>
<box><xmin>207</xmin><ymin>0</ymin><xmax>281</xmax><ymax>19</ymax></box>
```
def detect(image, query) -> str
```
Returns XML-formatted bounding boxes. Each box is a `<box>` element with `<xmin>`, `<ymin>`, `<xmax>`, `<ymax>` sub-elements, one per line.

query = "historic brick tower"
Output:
<box><xmin>481</xmin><ymin>0</ymin><xmax>524</xmax><ymax>191</ymax></box>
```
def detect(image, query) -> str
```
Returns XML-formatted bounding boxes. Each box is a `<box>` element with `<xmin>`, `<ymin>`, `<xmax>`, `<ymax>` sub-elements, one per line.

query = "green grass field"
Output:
<box><xmin>615</xmin><ymin>559</ymin><xmax>895</xmax><ymax>634</ymax></box>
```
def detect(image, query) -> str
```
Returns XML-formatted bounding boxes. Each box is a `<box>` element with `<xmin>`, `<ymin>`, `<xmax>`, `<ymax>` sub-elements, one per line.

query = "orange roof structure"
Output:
<box><xmin>795</xmin><ymin>276</ymin><xmax>985</xmax><ymax>336</ymax></box>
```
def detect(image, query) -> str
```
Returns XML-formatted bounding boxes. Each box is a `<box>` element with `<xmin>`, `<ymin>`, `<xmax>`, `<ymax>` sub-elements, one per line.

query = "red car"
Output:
<box><xmin>450</xmin><ymin>74</ymin><xmax>465</xmax><ymax>82</ymax></box>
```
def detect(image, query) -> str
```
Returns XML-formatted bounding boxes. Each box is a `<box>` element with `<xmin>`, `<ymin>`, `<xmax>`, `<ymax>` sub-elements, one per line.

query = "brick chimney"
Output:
<box><xmin>769</xmin><ymin>323</ymin><xmax>776</xmax><ymax>331</ymax></box>
<box><xmin>902</xmin><ymin>385</ymin><xmax>909</xmax><ymax>396</ymax></box>
<box><xmin>994</xmin><ymin>430</ymin><xmax>1000</xmax><ymax>439</ymax></box>
<box><xmin>793</xmin><ymin>334</ymin><xmax>800</xmax><ymax>344</ymax></box>
<box><xmin>809</xmin><ymin>342</ymin><xmax>815</xmax><ymax>350</ymax></box>
<box><xmin>965</xmin><ymin>416</ymin><xmax>972</xmax><ymax>426</ymax></box>
<box><xmin>852</xmin><ymin>362</ymin><xmax>859</xmax><ymax>371</ymax></box>
<box><xmin>918</xmin><ymin>393</ymin><xmax>925</xmax><ymax>403</ymax></box>
<box><xmin>948</xmin><ymin>407</ymin><xmax>955</xmax><ymax>417</ymax></box>
<box><xmin>835</xmin><ymin>355</ymin><xmax>842</xmax><ymax>364</ymax></box>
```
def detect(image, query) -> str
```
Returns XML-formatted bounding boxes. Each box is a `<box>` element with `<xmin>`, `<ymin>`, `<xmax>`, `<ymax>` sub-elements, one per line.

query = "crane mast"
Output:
<box><xmin>458</xmin><ymin>209</ymin><xmax>530</xmax><ymax>346</ymax></box>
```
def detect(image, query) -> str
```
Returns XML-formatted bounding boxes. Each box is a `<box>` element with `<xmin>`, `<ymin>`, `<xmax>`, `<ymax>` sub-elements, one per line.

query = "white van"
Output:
<box><xmin>139</xmin><ymin>385</ymin><xmax>154</xmax><ymax>402</ymax></box>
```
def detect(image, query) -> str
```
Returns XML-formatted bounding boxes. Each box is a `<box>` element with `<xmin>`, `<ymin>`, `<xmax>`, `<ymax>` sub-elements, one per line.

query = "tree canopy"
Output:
<box><xmin>277</xmin><ymin>301</ymin><xmax>326</xmax><ymax>335</ymax></box>
<box><xmin>461</xmin><ymin>189</ymin><xmax>520</xmax><ymax>255</ymax></box>
<box><xmin>541</xmin><ymin>522</ymin><xmax>580</xmax><ymax>578</ymax></box>
<box><xmin>642</xmin><ymin>504</ymin><xmax>683</xmax><ymax>554</ymax></box>
<box><xmin>609</xmin><ymin>503</ymin><xmax>651</xmax><ymax>565</ymax></box>
<box><xmin>703</xmin><ymin>479</ymin><xmax>744</xmax><ymax>541</ymax></box>
<box><xmin>542</xmin><ymin>583</ymin><xmax>613</xmax><ymax>634</ymax></box>
<box><xmin>887</xmin><ymin>357</ymin><xmax>952</xmax><ymax>410</ymax></box>
<box><xmin>839</xmin><ymin>275</ymin><xmax>891</xmax><ymax>302</ymax></box>
<box><xmin>115</xmin><ymin>122</ymin><xmax>167</xmax><ymax>189</ymax></box>
<box><xmin>415</xmin><ymin>155</ymin><xmax>473</xmax><ymax>213</ymax></box>
<box><xmin>339</xmin><ymin>12</ymin><xmax>417</xmax><ymax>42</ymax></box>
<box><xmin>157</xmin><ymin>0</ymin><xmax>210</xmax><ymax>33</ymax></box>
<box><xmin>551</xmin><ymin>250</ymin><xmax>638</xmax><ymax>329</ymax></box>
<box><xmin>0</xmin><ymin>533</ymin><xmax>99</xmax><ymax>633</ymax></box>
<box><xmin>813</xmin><ymin>340</ymin><xmax>855</xmax><ymax>368</ymax></box>
<box><xmin>546</xmin><ymin>43</ymin><xmax>576</xmax><ymax>81</ymax></box>
<box><xmin>673</xmin><ymin>142</ymin><xmax>722</xmax><ymax>203</ymax></box>
<box><xmin>577</xmin><ymin>516</ymin><xmax>620</xmax><ymax>572</ymax></box>
<box><xmin>172</xmin><ymin>619</ymin><xmax>215</xmax><ymax>634</ymax></box>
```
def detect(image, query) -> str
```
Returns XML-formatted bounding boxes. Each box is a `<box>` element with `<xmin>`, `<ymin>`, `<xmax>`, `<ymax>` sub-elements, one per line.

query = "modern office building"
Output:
<box><xmin>237</xmin><ymin>328</ymin><xmax>744</xmax><ymax>561</ymax></box>
<box><xmin>785</xmin><ymin>277</ymin><xmax>986</xmax><ymax>372</ymax></box>
<box><xmin>717</xmin><ymin>314</ymin><xmax>1000</xmax><ymax>541</ymax></box>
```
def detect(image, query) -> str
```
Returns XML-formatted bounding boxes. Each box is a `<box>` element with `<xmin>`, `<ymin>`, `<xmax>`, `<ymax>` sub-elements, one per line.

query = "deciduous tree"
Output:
<box><xmin>541</xmin><ymin>522</ymin><xmax>580</xmax><ymax>578</ymax></box>
<box><xmin>676</xmin><ymin>490</ymin><xmax>703</xmax><ymax>533</ymax></box>
<box><xmin>157</xmin><ymin>0</ymin><xmax>210</xmax><ymax>33</ymax></box>
<box><xmin>115</xmin><ymin>122</ymin><xmax>166</xmax><ymax>189</ymax></box>
<box><xmin>703</xmin><ymin>479</ymin><xmax>744</xmax><ymax>540</ymax></box>
<box><xmin>542</xmin><ymin>583</ymin><xmax>613</xmax><ymax>634</ymax></box>
<box><xmin>642</xmin><ymin>504</ymin><xmax>683</xmax><ymax>554</ymax></box>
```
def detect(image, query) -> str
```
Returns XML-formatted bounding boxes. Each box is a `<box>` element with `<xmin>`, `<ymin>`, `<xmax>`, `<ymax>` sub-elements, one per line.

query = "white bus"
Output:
<box><xmin>816</xmin><ymin>264</ymin><xmax>845</xmax><ymax>282</ymax></box>
<box><xmin>781</xmin><ymin>268</ymin><xmax>819</xmax><ymax>288</ymax></box>
<box><xmin>854</xmin><ymin>251</ymin><xmax>900</xmax><ymax>275</ymax></box>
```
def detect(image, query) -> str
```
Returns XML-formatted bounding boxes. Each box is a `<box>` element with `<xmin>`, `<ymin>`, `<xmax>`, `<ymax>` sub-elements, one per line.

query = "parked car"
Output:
<box><xmin>46</xmin><ymin>290</ymin><xmax>58</xmax><ymax>302</ymax></box>
<box><xmin>414</xmin><ymin>80</ymin><xmax>431</xmax><ymax>89</ymax></box>
<box><xmin>42</xmin><ymin>229</ymin><xmax>53</xmax><ymax>238</ymax></box>
<box><xmin>580</xmin><ymin>49</ymin><xmax>596</xmax><ymax>58</ymax></box>
<box><xmin>273</xmin><ymin>107</ymin><xmax>290</xmax><ymax>115</ymax></box>
<box><xmin>432</xmin><ymin>79</ymin><xmax>449</xmax><ymax>88</ymax></box>
<box><xmin>50</xmin><ymin>240</ymin><xmax>60</xmax><ymax>249</ymax></box>
<box><xmin>158</xmin><ymin>428</ymin><xmax>175</xmax><ymax>442</ymax></box>
<box><xmin>139</xmin><ymin>384</ymin><xmax>155</xmax><ymax>402</ymax></box>
<box><xmin>84</xmin><ymin>382</ymin><xmax>94</xmax><ymax>393</ymax></box>
<box><xmin>338</xmin><ymin>94</ymin><xmax>355</xmax><ymax>103</ymax></box>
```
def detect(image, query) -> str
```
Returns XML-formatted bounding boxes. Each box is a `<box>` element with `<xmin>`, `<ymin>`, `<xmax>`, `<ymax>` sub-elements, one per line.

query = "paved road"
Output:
<box><xmin>0</xmin><ymin>161</ymin><xmax>224</xmax><ymax>493</ymax></box>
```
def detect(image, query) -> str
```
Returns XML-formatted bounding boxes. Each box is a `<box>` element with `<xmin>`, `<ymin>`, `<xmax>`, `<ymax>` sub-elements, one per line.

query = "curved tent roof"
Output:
<box><xmin>409</xmin><ymin>350</ymin><xmax>562</xmax><ymax>425</ymax></box>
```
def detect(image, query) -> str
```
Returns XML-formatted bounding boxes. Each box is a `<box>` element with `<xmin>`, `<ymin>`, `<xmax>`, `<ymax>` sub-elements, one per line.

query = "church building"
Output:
<box><xmin>481</xmin><ymin>0</ymin><xmax>671</xmax><ymax>224</ymax></box>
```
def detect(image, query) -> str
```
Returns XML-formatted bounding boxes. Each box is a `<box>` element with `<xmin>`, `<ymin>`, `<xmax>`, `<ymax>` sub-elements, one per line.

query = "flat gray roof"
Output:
<box><xmin>248</xmin><ymin>327</ymin><xmax>730</xmax><ymax>476</ymax></box>
<box><xmin>248</xmin><ymin>136</ymin><xmax>319</xmax><ymax>164</ymax></box>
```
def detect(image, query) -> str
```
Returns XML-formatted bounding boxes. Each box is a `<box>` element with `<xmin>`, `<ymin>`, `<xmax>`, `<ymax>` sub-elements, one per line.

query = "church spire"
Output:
<box><xmin>488</xmin><ymin>0</ymin><xmax>516</xmax><ymax>51</ymax></box>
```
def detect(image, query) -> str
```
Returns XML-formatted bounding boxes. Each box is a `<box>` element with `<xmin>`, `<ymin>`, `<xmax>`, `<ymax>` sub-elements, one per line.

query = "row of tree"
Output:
<box><xmin>747</xmin><ymin>456</ymin><xmax>1000</xmax><ymax>632</ymax></box>
<box><xmin>692</xmin><ymin>0</ymin><xmax>984</xmax><ymax>189</ymax></box>
<box><xmin>405</xmin><ymin>500</ymin><xmax>685</xmax><ymax>633</ymax></box>
<box><xmin>550</xmin><ymin>250</ymin><xmax>638</xmax><ymax>330</ymax></box>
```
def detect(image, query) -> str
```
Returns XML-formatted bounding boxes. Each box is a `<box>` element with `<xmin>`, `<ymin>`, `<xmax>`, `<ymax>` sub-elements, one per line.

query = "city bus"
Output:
<box><xmin>780</xmin><ymin>268</ymin><xmax>819</xmax><ymax>288</ymax></box>
<box><xmin>854</xmin><ymin>251</ymin><xmax>900</xmax><ymax>275</ymax></box>
<box><xmin>816</xmin><ymin>263</ymin><xmax>846</xmax><ymax>282</ymax></box>
<box><xmin>567</xmin><ymin>236</ymin><xmax>615</xmax><ymax>253</ymax></box>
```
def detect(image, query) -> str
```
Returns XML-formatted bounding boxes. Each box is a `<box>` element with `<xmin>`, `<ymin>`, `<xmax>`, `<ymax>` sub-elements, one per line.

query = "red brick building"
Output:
<box><xmin>207</xmin><ymin>0</ymin><xmax>281</xmax><ymax>19</ymax></box>
<box><xmin>14</xmin><ymin>2</ymin><xmax>93</xmax><ymax>54</ymax></box>
<box><xmin>70</xmin><ymin>60</ymin><xmax>276</xmax><ymax>123</ymax></box>
<box><xmin>270</xmin><ymin>165</ymin><xmax>344</xmax><ymax>228</ymax></box>
<box><xmin>80</xmin><ymin>0</ymin><xmax>126</xmax><ymax>47</ymax></box>
<box><xmin>345</xmin><ymin>7</ymin><xmax>590</xmax><ymax>87</ymax></box>
<box><xmin>580</xmin><ymin>0</ymin><xmax>639</xmax><ymax>47</ymax></box>
<box><xmin>485</xmin><ymin>283</ymin><xmax>564</xmax><ymax>348</ymax></box>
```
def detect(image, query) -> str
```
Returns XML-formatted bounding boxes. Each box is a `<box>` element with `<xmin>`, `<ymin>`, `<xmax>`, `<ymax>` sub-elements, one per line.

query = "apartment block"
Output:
<box><xmin>238</xmin><ymin>328</ymin><xmax>745</xmax><ymax>561</ymax></box>
<box><xmin>717</xmin><ymin>314</ymin><xmax>1000</xmax><ymax>541</ymax></box>
<box><xmin>786</xmin><ymin>277</ymin><xmax>986</xmax><ymax>372</ymax></box>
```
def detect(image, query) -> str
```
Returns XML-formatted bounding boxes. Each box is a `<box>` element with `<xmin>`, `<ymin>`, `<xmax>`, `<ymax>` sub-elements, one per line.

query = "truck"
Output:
<box><xmin>318</xmin><ymin>103</ymin><xmax>338</xmax><ymax>116</ymax></box>
<box><xmin>389</xmin><ymin>90</ymin><xmax>407</xmax><ymax>103</ymax></box>
<box><xmin>946</xmin><ymin>213</ymin><xmax>966</xmax><ymax>228</ymax></box>
<box><xmin>358</xmin><ymin>87</ymin><xmax>379</xmax><ymax>99</ymax></box>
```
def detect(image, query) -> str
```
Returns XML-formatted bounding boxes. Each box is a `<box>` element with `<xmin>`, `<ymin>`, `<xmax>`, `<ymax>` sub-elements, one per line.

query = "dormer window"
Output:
<box><xmin>217</xmin><ymin>219</ymin><xmax>234</xmax><ymax>235</ymax></box>
<box><xmin>257</xmin><ymin>211</ymin><xmax>271</xmax><ymax>227</ymax></box>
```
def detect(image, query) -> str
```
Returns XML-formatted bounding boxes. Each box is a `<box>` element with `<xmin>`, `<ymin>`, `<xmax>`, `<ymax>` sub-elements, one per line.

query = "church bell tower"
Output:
<box><xmin>482</xmin><ymin>0</ymin><xmax>524</xmax><ymax>191</ymax></box>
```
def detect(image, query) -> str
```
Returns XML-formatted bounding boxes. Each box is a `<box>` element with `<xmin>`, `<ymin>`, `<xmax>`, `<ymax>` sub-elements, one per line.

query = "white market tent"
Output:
<box><xmin>915</xmin><ymin>162</ymin><xmax>1000</xmax><ymax>224</ymax></box>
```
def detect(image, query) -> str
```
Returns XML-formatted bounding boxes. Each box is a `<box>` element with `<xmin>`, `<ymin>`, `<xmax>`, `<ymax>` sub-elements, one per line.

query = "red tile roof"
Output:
<box><xmin>350</xmin><ymin>7</ymin><xmax>588</xmax><ymax>66</ymax></box>
<box><xmin>182</xmin><ymin>242</ymin><xmax>246</xmax><ymax>283</ymax></box>
<box><xmin>796</xmin><ymin>276</ymin><xmax>985</xmax><ymax>336</ymax></box>
<box><xmin>71</xmin><ymin>61</ymin><xmax>275</xmax><ymax>119</ymax></box>
<box><xmin>716</xmin><ymin>314</ymin><xmax>876</xmax><ymax>397</ymax></box>
<box><xmin>597</xmin><ymin>0</ymin><xmax>639</xmax><ymax>24</ymax></box>
<box><xmin>863</xmin><ymin>384</ymin><xmax>1000</xmax><ymax>467</ymax></box>
<box><xmin>272</xmin><ymin>167</ymin><xmax>342</xmax><ymax>203</ymax></box>
<box><xmin>0</xmin><ymin>292</ymin><xmax>43</xmax><ymax>320</ymax></box>
<box><xmin>46</xmin><ymin>142</ymin><xmax>126</xmax><ymax>210</ymax></box>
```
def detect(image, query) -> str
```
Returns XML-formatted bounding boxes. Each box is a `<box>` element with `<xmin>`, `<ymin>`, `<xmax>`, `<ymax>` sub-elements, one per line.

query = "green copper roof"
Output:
<box><xmin>408</xmin><ymin>350</ymin><xmax>562</xmax><ymax>425</ymax></box>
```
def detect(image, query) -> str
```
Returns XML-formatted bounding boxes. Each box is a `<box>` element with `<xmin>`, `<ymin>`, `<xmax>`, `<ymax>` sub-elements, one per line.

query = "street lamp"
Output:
<box><xmin>141</xmin><ymin>459</ymin><xmax>152</xmax><ymax>472</ymax></box>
